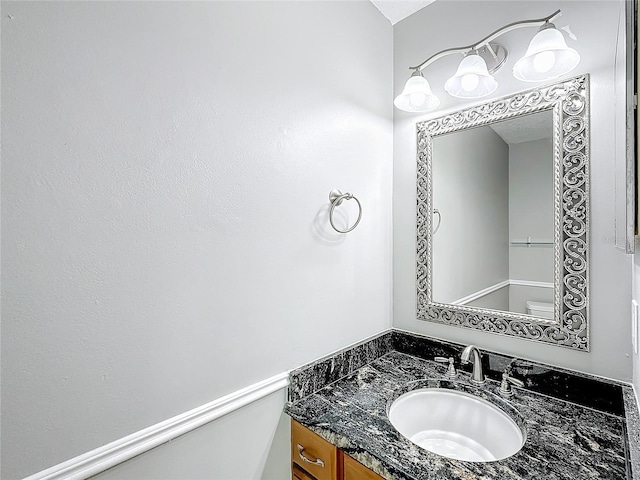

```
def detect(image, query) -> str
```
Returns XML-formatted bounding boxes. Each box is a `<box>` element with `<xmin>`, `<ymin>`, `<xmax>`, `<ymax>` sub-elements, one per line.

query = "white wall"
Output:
<box><xmin>508</xmin><ymin>137</ymin><xmax>554</xmax><ymax>282</ymax></box>
<box><xmin>467</xmin><ymin>287</ymin><xmax>509</xmax><ymax>311</ymax></box>
<box><xmin>432</xmin><ymin>126</ymin><xmax>509</xmax><ymax>304</ymax></box>
<box><xmin>508</xmin><ymin>137</ymin><xmax>554</xmax><ymax>313</ymax></box>
<box><xmin>91</xmin><ymin>390</ymin><xmax>291</xmax><ymax>480</ymax></box>
<box><xmin>393</xmin><ymin>0</ymin><xmax>633</xmax><ymax>381</ymax></box>
<box><xmin>1</xmin><ymin>2</ymin><xmax>393</xmax><ymax>478</ymax></box>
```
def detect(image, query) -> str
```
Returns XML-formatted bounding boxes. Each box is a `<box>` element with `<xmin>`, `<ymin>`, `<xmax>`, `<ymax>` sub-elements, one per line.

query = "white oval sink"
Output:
<box><xmin>388</xmin><ymin>388</ymin><xmax>524</xmax><ymax>462</ymax></box>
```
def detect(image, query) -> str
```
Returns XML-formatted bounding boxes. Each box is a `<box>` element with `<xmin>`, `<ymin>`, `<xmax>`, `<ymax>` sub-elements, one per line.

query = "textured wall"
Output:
<box><xmin>1</xmin><ymin>2</ymin><xmax>393</xmax><ymax>478</ymax></box>
<box><xmin>393</xmin><ymin>0</ymin><xmax>633</xmax><ymax>381</ymax></box>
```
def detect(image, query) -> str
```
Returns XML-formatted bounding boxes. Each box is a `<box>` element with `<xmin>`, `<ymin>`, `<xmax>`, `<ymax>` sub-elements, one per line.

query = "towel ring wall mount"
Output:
<box><xmin>328</xmin><ymin>189</ymin><xmax>362</xmax><ymax>233</ymax></box>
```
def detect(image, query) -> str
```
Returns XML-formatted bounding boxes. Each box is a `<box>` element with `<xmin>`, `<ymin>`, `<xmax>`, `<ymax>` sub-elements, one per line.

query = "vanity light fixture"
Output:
<box><xmin>394</xmin><ymin>9</ymin><xmax>580</xmax><ymax>112</ymax></box>
<box><xmin>444</xmin><ymin>52</ymin><xmax>498</xmax><ymax>98</ymax></box>
<box><xmin>513</xmin><ymin>22</ymin><xmax>580</xmax><ymax>82</ymax></box>
<box><xmin>393</xmin><ymin>70</ymin><xmax>440</xmax><ymax>113</ymax></box>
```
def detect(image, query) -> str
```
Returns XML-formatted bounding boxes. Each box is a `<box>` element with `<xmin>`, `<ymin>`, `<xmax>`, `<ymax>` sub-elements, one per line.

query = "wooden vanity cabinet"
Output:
<box><xmin>291</xmin><ymin>420</ymin><xmax>338</xmax><ymax>480</ymax></box>
<box><xmin>342</xmin><ymin>454</ymin><xmax>385</xmax><ymax>480</ymax></box>
<box><xmin>291</xmin><ymin>420</ymin><xmax>385</xmax><ymax>480</ymax></box>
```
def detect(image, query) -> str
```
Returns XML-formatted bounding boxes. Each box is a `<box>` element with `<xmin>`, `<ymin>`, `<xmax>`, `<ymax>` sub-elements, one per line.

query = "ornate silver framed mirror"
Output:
<box><xmin>416</xmin><ymin>75</ymin><xmax>589</xmax><ymax>351</ymax></box>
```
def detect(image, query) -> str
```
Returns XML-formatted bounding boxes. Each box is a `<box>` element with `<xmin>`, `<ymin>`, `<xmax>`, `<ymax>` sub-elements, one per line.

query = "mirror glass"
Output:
<box><xmin>416</xmin><ymin>75</ymin><xmax>590</xmax><ymax>351</ymax></box>
<box><xmin>432</xmin><ymin>110</ymin><xmax>554</xmax><ymax>318</ymax></box>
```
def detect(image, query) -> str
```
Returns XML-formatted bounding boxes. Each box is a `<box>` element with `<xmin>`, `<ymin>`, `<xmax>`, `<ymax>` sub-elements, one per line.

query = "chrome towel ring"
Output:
<box><xmin>329</xmin><ymin>189</ymin><xmax>362</xmax><ymax>233</ymax></box>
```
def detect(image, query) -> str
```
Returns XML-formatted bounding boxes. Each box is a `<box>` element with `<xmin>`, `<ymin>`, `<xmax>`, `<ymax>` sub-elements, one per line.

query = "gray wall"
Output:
<box><xmin>432</xmin><ymin>126</ymin><xmax>509</xmax><ymax>304</ymax></box>
<box><xmin>92</xmin><ymin>390</ymin><xmax>290</xmax><ymax>480</ymax></box>
<box><xmin>393</xmin><ymin>0</ymin><xmax>633</xmax><ymax>381</ymax></box>
<box><xmin>508</xmin><ymin>137</ymin><xmax>554</xmax><ymax>282</ymax></box>
<box><xmin>509</xmin><ymin>285</ymin><xmax>553</xmax><ymax>316</ymax></box>
<box><xmin>508</xmin><ymin>137</ymin><xmax>554</xmax><ymax>313</ymax></box>
<box><xmin>1</xmin><ymin>2</ymin><xmax>393</xmax><ymax>478</ymax></box>
<box><xmin>467</xmin><ymin>287</ymin><xmax>509</xmax><ymax>312</ymax></box>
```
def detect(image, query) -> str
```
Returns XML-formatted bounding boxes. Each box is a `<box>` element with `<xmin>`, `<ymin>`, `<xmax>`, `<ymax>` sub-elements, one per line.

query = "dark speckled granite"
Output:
<box><xmin>287</xmin><ymin>331</ymin><xmax>640</xmax><ymax>480</ymax></box>
<box><xmin>288</xmin><ymin>331</ymin><xmax>392</xmax><ymax>403</ymax></box>
<box><xmin>286</xmin><ymin>350</ymin><xmax>631</xmax><ymax>480</ymax></box>
<box><xmin>391</xmin><ymin>330</ymin><xmax>627</xmax><ymax>417</ymax></box>
<box><xmin>624</xmin><ymin>387</ymin><xmax>640</xmax><ymax>479</ymax></box>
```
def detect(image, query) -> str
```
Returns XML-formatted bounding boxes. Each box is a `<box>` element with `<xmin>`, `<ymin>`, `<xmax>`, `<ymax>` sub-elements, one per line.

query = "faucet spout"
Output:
<box><xmin>461</xmin><ymin>345</ymin><xmax>485</xmax><ymax>385</ymax></box>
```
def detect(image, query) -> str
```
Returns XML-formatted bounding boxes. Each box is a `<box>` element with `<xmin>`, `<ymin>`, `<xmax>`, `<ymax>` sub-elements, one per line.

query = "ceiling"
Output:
<box><xmin>369</xmin><ymin>0</ymin><xmax>436</xmax><ymax>24</ymax></box>
<box><xmin>490</xmin><ymin>110</ymin><xmax>553</xmax><ymax>145</ymax></box>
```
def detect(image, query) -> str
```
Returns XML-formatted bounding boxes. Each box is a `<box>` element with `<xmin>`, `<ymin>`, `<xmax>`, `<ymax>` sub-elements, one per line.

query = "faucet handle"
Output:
<box><xmin>434</xmin><ymin>356</ymin><xmax>457</xmax><ymax>379</ymax></box>
<box><xmin>499</xmin><ymin>371</ymin><xmax>525</xmax><ymax>398</ymax></box>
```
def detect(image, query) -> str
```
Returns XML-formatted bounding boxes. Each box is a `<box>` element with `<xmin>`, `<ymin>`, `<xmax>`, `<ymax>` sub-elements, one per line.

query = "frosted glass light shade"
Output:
<box><xmin>444</xmin><ymin>54</ymin><xmax>498</xmax><ymax>99</ymax></box>
<box><xmin>394</xmin><ymin>72</ymin><xmax>440</xmax><ymax>113</ymax></box>
<box><xmin>513</xmin><ymin>27</ymin><xmax>580</xmax><ymax>82</ymax></box>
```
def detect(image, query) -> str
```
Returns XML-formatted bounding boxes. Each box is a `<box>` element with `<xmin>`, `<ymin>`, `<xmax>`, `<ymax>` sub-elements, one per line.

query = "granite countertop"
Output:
<box><xmin>285</xmin><ymin>347</ymin><xmax>633</xmax><ymax>480</ymax></box>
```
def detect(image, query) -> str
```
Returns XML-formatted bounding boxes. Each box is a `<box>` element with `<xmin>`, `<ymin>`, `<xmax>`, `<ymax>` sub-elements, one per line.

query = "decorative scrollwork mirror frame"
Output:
<box><xmin>416</xmin><ymin>75</ymin><xmax>590</xmax><ymax>351</ymax></box>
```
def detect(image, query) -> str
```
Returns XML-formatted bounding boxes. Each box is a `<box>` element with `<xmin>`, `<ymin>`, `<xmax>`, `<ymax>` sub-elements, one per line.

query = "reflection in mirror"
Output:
<box><xmin>432</xmin><ymin>111</ymin><xmax>554</xmax><ymax>319</ymax></box>
<box><xmin>416</xmin><ymin>75</ymin><xmax>589</xmax><ymax>351</ymax></box>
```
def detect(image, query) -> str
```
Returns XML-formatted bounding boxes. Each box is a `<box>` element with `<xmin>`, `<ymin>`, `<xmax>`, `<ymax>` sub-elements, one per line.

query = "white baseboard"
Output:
<box><xmin>509</xmin><ymin>279</ymin><xmax>554</xmax><ymax>289</ymax></box>
<box><xmin>452</xmin><ymin>279</ymin><xmax>554</xmax><ymax>306</ymax></box>
<box><xmin>451</xmin><ymin>280</ymin><xmax>509</xmax><ymax>305</ymax></box>
<box><xmin>24</xmin><ymin>372</ymin><xmax>290</xmax><ymax>480</ymax></box>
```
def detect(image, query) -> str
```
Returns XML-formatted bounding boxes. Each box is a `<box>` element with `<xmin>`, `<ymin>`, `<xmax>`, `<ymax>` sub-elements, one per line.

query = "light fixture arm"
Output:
<box><xmin>410</xmin><ymin>9</ymin><xmax>562</xmax><ymax>72</ymax></box>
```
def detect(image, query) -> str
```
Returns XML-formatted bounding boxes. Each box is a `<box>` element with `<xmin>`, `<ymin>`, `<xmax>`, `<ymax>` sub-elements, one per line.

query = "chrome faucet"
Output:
<box><xmin>461</xmin><ymin>345</ymin><xmax>485</xmax><ymax>385</ymax></box>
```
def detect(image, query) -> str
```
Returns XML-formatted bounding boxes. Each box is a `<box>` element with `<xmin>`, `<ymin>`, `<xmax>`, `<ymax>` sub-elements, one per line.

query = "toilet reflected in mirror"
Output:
<box><xmin>526</xmin><ymin>300</ymin><xmax>554</xmax><ymax>320</ymax></box>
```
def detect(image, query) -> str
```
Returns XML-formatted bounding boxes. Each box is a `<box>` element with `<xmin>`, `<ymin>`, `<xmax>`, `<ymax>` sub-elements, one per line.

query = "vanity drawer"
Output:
<box><xmin>292</xmin><ymin>464</ymin><xmax>317</xmax><ymax>480</ymax></box>
<box><xmin>291</xmin><ymin>420</ymin><xmax>337</xmax><ymax>480</ymax></box>
<box><xmin>343</xmin><ymin>454</ymin><xmax>385</xmax><ymax>480</ymax></box>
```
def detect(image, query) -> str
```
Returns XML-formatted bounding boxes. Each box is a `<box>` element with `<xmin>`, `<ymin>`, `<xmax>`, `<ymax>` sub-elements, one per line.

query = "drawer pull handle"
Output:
<box><xmin>296</xmin><ymin>444</ymin><xmax>325</xmax><ymax>468</ymax></box>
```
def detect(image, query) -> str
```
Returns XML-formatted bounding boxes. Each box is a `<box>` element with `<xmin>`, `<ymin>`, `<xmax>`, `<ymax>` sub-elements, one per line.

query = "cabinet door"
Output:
<box><xmin>291</xmin><ymin>420</ymin><xmax>338</xmax><ymax>480</ymax></box>
<box><xmin>343</xmin><ymin>454</ymin><xmax>385</xmax><ymax>480</ymax></box>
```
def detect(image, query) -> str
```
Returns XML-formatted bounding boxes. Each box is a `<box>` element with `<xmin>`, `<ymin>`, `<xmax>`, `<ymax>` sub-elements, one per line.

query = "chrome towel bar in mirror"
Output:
<box><xmin>329</xmin><ymin>189</ymin><xmax>362</xmax><ymax>234</ymax></box>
